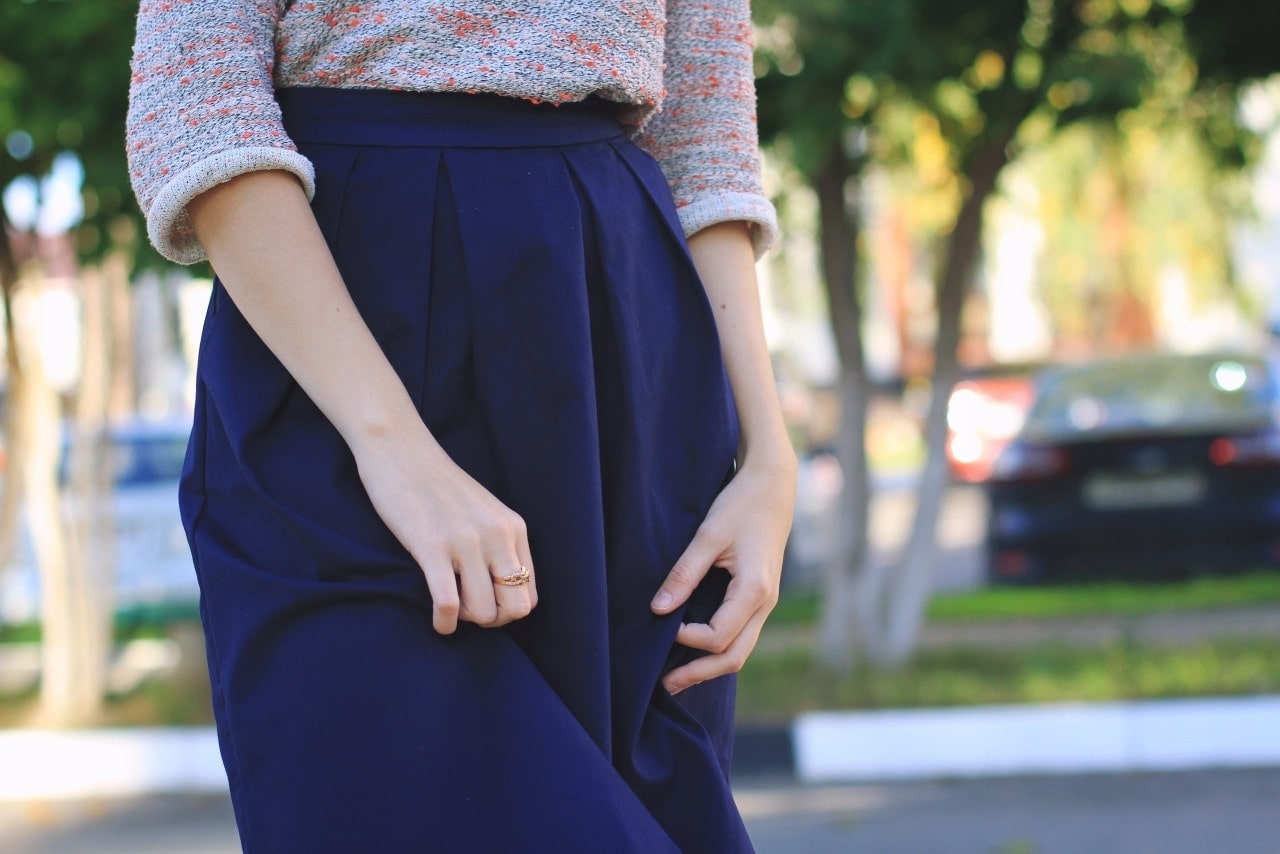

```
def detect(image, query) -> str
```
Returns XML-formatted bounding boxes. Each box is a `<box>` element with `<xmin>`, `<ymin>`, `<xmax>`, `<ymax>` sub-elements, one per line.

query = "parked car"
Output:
<box><xmin>946</xmin><ymin>364</ymin><xmax>1041</xmax><ymax>483</ymax></box>
<box><xmin>985</xmin><ymin>352</ymin><xmax>1280</xmax><ymax>583</ymax></box>
<box><xmin>0</xmin><ymin>417</ymin><xmax>196</xmax><ymax>624</ymax></box>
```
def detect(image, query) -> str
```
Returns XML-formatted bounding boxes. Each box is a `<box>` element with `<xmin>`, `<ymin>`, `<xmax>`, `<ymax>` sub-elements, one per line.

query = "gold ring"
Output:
<box><xmin>497</xmin><ymin>566</ymin><xmax>531</xmax><ymax>587</ymax></box>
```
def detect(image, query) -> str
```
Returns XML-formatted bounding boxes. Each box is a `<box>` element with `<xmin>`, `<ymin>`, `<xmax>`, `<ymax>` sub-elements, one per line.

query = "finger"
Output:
<box><xmin>487</xmin><ymin>512</ymin><xmax>535</xmax><ymax>626</ymax></box>
<box><xmin>421</xmin><ymin>558</ymin><xmax>461</xmax><ymax>635</ymax></box>
<box><xmin>664</xmin><ymin>610</ymin><xmax>768</xmax><ymax>695</ymax></box>
<box><xmin>675</xmin><ymin>596</ymin><xmax>755</xmax><ymax>655</ymax></box>
<box><xmin>490</xmin><ymin>557</ymin><xmax>534</xmax><ymax>627</ymax></box>
<box><xmin>652</xmin><ymin>527</ymin><xmax>723</xmax><ymax>614</ymax></box>
<box><xmin>514</xmin><ymin>537</ymin><xmax>538</xmax><ymax>609</ymax></box>
<box><xmin>456</xmin><ymin>547</ymin><xmax>499</xmax><ymax>627</ymax></box>
<box><xmin>674</xmin><ymin>568</ymin><xmax>774</xmax><ymax>654</ymax></box>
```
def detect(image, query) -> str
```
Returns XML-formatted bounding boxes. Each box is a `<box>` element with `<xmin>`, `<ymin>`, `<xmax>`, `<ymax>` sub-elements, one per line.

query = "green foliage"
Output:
<box><xmin>1181</xmin><ymin>0</ymin><xmax>1280</xmax><ymax>86</ymax></box>
<box><xmin>753</xmin><ymin>0</ymin><xmax>1277</xmax><ymax>206</ymax></box>
<box><xmin>756</xmin><ymin>1</ymin><xmax>1122</xmax><ymax>173</ymax></box>
<box><xmin>0</xmin><ymin>0</ymin><xmax>147</xmax><ymax>263</ymax></box>
<box><xmin>1025</xmin><ymin>117</ymin><xmax>1248</xmax><ymax>346</ymax></box>
<box><xmin>753</xmin><ymin>1</ymin><xmax>890</xmax><ymax>176</ymax></box>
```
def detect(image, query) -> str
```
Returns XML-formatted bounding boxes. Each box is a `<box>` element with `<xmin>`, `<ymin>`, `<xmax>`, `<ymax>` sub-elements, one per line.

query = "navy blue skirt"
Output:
<box><xmin>179</xmin><ymin>87</ymin><xmax>749</xmax><ymax>852</ymax></box>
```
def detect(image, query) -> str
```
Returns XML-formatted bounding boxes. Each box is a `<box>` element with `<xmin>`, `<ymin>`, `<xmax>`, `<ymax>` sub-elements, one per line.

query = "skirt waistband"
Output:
<box><xmin>276</xmin><ymin>87</ymin><xmax>627</xmax><ymax>148</ymax></box>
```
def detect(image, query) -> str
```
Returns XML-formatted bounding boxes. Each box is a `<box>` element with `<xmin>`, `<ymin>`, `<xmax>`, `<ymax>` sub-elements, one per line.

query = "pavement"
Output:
<box><xmin>740</xmin><ymin>768</ymin><xmax>1280</xmax><ymax>853</ymax></box>
<box><xmin>2</xmin><ymin>768</ymin><xmax>1278</xmax><ymax>853</ymax></box>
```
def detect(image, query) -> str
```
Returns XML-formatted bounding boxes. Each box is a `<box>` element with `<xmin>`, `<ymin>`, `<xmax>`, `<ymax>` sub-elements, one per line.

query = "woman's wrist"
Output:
<box><xmin>735</xmin><ymin>420</ymin><xmax>796</xmax><ymax>473</ymax></box>
<box><xmin>343</xmin><ymin>404</ymin><xmax>447</xmax><ymax>466</ymax></box>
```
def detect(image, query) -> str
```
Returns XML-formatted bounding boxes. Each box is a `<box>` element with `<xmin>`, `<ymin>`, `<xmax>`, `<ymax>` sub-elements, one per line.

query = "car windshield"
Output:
<box><xmin>1022</xmin><ymin>355</ymin><xmax>1276</xmax><ymax>441</ymax></box>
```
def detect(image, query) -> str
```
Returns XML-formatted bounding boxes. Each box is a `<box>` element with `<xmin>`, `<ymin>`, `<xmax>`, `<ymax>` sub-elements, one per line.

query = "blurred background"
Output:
<box><xmin>2</xmin><ymin>0</ymin><xmax>1280</xmax><ymax>851</ymax></box>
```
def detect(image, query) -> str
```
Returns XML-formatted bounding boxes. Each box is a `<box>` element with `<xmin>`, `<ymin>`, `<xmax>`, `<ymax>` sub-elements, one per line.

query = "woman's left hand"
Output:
<box><xmin>660</xmin><ymin>219</ymin><xmax>795</xmax><ymax>695</ymax></box>
<box><xmin>651</xmin><ymin>448</ymin><xmax>796</xmax><ymax>695</ymax></box>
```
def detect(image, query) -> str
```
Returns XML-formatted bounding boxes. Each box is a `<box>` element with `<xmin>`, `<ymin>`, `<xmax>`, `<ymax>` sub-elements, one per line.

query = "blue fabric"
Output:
<box><xmin>180</xmin><ymin>87</ymin><xmax>749</xmax><ymax>852</ymax></box>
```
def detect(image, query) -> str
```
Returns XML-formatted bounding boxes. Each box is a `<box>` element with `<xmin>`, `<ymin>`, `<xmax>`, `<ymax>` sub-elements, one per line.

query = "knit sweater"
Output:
<box><xmin>126</xmin><ymin>0</ymin><xmax>777</xmax><ymax>265</ymax></box>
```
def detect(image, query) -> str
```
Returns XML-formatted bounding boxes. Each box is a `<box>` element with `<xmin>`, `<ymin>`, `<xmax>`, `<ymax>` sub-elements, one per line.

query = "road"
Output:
<box><xmin>741</xmin><ymin>769</ymin><xmax>1280</xmax><ymax>853</ymax></box>
<box><xmin>3</xmin><ymin>768</ymin><xmax>1277</xmax><ymax>852</ymax></box>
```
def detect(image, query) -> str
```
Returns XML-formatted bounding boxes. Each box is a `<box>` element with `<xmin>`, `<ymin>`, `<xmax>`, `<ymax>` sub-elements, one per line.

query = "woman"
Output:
<box><xmin>127</xmin><ymin>1</ymin><xmax>795</xmax><ymax>850</ymax></box>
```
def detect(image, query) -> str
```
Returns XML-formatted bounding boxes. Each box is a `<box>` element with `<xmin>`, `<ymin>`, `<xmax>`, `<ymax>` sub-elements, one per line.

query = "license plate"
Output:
<box><xmin>1082</xmin><ymin>473</ymin><xmax>1207</xmax><ymax>509</ymax></box>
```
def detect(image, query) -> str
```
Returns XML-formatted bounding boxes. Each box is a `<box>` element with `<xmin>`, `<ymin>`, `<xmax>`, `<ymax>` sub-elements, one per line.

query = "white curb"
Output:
<box><xmin>4</xmin><ymin>696</ymin><xmax>1280</xmax><ymax>799</ymax></box>
<box><xmin>0</xmin><ymin>728</ymin><xmax>226</xmax><ymax>800</ymax></box>
<box><xmin>794</xmin><ymin>695</ymin><xmax>1280</xmax><ymax>782</ymax></box>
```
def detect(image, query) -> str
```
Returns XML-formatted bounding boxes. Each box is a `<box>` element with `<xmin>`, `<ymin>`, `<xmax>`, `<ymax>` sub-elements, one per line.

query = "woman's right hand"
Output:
<box><xmin>350</xmin><ymin>423</ymin><xmax>538</xmax><ymax>635</ymax></box>
<box><xmin>189</xmin><ymin>170</ymin><xmax>536</xmax><ymax>636</ymax></box>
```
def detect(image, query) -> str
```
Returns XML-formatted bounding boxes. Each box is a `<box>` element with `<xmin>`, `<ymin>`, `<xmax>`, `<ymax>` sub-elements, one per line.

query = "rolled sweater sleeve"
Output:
<box><xmin>633</xmin><ymin>0</ymin><xmax>778</xmax><ymax>258</ymax></box>
<box><xmin>126</xmin><ymin>0</ymin><xmax>314</xmax><ymax>265</ymax></box>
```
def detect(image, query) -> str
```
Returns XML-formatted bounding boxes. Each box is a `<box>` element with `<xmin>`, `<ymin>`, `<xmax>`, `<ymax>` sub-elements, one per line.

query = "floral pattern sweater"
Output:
<box><xmin>126</xmin><ymin>0</ymin><xmax>776</xmax><ymax>264</ymax></box>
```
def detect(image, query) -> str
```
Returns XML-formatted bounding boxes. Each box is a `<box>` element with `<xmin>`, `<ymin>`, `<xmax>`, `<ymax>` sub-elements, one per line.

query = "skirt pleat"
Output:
<box><xmin>180</xmin><ymin>87</ymin><xmax>748</xmax><ymax>852</ymax></box>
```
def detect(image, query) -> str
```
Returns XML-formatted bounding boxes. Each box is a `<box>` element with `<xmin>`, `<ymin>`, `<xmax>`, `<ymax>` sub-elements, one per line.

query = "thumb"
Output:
<box><xmin>652</xmin><ymin>528</ymin><xmax>721</xmax><ymax>614</ymax></box>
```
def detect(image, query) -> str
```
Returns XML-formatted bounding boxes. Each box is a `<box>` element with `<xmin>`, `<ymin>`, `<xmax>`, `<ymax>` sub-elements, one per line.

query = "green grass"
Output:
<box><xmin>737</xmin><ymin>637</ymin><xmax>1280</xmax><ymax>721</ymax></box>
<box><xmin>0</xmin><ymin>619</ymin><xmax>215</xmax><ymax>728</ymax></box>
<box><xmin>5</xmin><ymin>635</ymin><xmax>1274</xmax><ymax>727</ymax></box>
<box><xmin>928</xmin><ymin>572</ymin><xmax>1280</xmax><ymax>621</ymax></box>
<box><xmin>764</xmin><ymin>592</ymin><xmax>824</xmax><ymax>626</ymax></box>
<box><xmin>6</xmin><ymin>576</ymin><xmax>1280</xmax><ymax>726</ymax></box>
<box><xmin>0</xmin><ymin>667</ymin><xmax>216</xmax><ymax>729</ymax></box>
<box><xmin>0</xmin><ymin>622</ymin><xmax>42</xmax><ymax>644</ymax></box>
<box><xmin>766</xmin><ymin>571</ymin><xmax>1280</xmax><ymax>627</ymax></box>
<box><xmin>9</xmin><ymin>633</ymin><xmax>1277</xmax><ymax>727</ymax></box>
<box><xmin>0</xmin><ymin>603</ymin><xmax>202</xmax><ymax>645</ymax></box>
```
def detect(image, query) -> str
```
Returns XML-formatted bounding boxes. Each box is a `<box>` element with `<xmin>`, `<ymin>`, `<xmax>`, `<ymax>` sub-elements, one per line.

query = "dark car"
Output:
<box><xmin>985</xmin><ymin>352</ymin><xmax>1280</xmax><ymax>583</ymax></box>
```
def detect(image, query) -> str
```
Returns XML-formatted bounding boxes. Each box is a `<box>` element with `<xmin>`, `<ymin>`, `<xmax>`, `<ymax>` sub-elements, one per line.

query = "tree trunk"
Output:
<box><xmin>62</xmin><ymin>258</ymin><xmax>117</xmax><ymax>722</ymax></box>
<box><xmin>0</xmin><ymin>221</ymin><xmax>25</xmax><ymax>573</ymax></box>
<box><xmin>107</xmin><ymin>255</ymin><xmax>135</xmax><ymax>419</ymax></box>
<box><xmin>813</xmin><ymin>143</ymin><xmax>875</xmax><ymax>674</ymax></box>
<box><xmin>874</xmin><ymin>136</ymin><xmax>1012</xmax><ymax>667</ymax></box>
<box><xmin>4</xmin><ymin>268</ymin><xmax>98</xmax><ymax>726</ymax></box>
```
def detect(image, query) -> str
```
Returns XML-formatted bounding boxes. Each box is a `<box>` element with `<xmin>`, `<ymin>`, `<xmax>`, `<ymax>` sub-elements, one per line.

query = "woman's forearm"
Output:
<box><xmin>187</xmin><ymin>170</ymin><xmax>442</xmax><ymax>459</ymax></box>
<box><xmin>188</xmin><ymin>169</ymin><xmax>540</xmax><ymax>634</ymax></box>
<box><xmin>652</xmin><ymin>221</ymin><xmax>794</xmax><ymax>691</ymax></box>
<box><xmin>686</xmin><ymin>222</ymin><xmax>794</xmax><ymax>470</ymax></box>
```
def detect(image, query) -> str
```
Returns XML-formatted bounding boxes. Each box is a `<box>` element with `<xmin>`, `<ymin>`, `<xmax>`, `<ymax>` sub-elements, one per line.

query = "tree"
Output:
<box><xmin>755</xmin><ymin>0</ymin><xmax>1278</xmax><ymax>670</ymax></box>
<box><xmin>754</xmin><ymin>0</ymin><xmax>888</xmax><ymax>673</ymax></box>
<box><xmin>1</xmin><ymin>0</ymin><xmax>143</xmax><ymax>725</ymax></box>
<box><xmin>870</xmin><ymin>0</ymin><xmax>1155</xmax><ymax>667</ymax></box>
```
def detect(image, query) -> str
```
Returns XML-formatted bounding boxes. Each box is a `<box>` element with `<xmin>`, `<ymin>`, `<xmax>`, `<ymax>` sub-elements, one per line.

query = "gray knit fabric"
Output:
<box><xmin>127</xmin><ymin>0</ymin><xmax>776</xmax><ymax>264</ymax></box>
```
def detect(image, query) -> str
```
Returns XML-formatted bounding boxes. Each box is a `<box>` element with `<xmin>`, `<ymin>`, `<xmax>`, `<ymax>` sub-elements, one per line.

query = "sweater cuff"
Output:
<box><xmin>146</xmin><ymin>147</ymin><xmax>317</xmax><ymax>265</ymax></box>
<box><xmin>676</xmin><ymin>193</ymin><xmax>779</xmax><ymax>261</ymax></box>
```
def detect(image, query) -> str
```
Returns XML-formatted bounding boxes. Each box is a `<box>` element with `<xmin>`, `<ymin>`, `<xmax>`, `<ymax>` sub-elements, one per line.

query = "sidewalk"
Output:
<box><xmin>4</xmin><ymin>694</ymin><xmax>1280</xmax><ymax>798</ymax></box>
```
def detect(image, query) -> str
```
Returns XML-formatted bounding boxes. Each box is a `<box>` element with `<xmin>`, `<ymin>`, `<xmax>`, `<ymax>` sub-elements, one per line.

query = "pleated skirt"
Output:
<box><xmin>179</xmin><ymin>87</ymin><xmax>750</xmax><ymax>852</ymax></box>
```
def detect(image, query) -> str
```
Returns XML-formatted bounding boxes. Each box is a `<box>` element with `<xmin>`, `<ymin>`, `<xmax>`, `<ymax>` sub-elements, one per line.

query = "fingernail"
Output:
<box><xmin>652</xmin><ymin>590</ymin><xmax>674</xmax><ymax>611</ymax></box>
